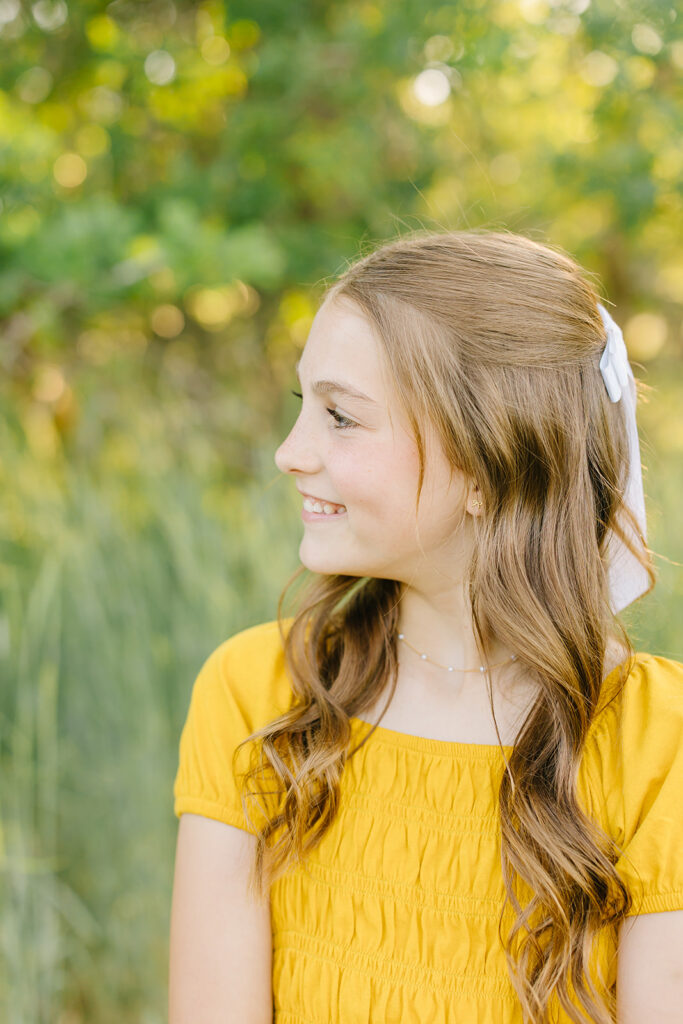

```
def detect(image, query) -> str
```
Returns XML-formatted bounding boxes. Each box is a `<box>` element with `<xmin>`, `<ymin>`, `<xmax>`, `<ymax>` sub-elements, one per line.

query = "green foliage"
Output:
<box><xmin>0</xmin><ymin>0</ymin><xmax>681</xmax><ymax>1019</ymax></box>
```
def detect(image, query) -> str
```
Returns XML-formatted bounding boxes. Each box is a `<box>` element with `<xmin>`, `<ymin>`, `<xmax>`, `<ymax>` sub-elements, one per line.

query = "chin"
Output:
<box><xmin>298</xmin><ymin>550</ymin><xmax>365</xmax><ymax>578</ymax></box>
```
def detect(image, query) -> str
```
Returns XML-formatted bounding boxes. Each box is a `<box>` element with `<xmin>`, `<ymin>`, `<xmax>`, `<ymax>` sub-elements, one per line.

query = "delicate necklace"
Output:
<box><xmin>397</xmin><ymin>632</ymin><xmax>517</xmax><ymax>674</ymax></box>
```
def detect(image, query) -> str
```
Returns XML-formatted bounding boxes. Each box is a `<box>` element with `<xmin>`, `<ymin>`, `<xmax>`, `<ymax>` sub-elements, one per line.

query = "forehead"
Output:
<box><xmin>298</xmin><ymin>296</ymin><xmax>389</xmax><ymax>395</ymax></box>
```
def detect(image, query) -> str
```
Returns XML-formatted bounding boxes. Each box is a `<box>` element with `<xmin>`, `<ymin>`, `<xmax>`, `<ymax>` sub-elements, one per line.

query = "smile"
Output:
<box><xmin>302</xmin><ymin>497</ymin><xmax>347</xmax><ymax>515</ymax></box>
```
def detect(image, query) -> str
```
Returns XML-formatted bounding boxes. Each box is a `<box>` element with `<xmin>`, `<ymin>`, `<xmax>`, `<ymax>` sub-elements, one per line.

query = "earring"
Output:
<box><xmin>471</xmin><ymin>499</ymin><xmax>483</xmax><ymax>512</ymax></box>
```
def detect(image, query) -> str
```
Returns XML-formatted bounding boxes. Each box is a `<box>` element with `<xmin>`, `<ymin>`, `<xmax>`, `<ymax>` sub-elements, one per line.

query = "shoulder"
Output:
<box><xmin>211</xmin><ymin>617</ymin><xmax>291</xmax><ymax>673</ymax></box>
<box><xmin>592</xmin><ymin>649</ymin><xmax>683</xmax><ymax>746</ymax></box>
<box><xmin>191</xmin><ymin>617</ymin><xmax>295</xmax><ymax>736</ymax></box>
<box><xmin>174</xmin><ymin>618</ymin><xmax>296</xmax><ymax>829</ymax></box>
<box><xmin>580</xmin><ymin>650</ymin><xmax>683</xmax><ymax>849</ymax></box>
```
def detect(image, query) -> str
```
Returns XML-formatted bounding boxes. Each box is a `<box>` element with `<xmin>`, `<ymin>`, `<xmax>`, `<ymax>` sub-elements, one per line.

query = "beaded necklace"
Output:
<box><xmin>397</xmin><ymin>632</ymin><xmax>517</xmax><ymax>674</ymax></box>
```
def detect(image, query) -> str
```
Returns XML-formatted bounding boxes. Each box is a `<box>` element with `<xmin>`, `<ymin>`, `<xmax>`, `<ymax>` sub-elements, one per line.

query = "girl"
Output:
<box><xmin>170</xmin><ymin>230</ymin><xmax>683</xmax><ymax>1024</ymax></box>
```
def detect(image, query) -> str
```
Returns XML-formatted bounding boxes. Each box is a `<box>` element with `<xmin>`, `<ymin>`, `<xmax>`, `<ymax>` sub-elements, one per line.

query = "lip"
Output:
<box><xmin>297</xmin><ymin>489</ymin><xmax>345</xmax><ymax>507</ymax></box>
<box><xmin>301</xmin><ymin>504</ymin><xmax>347</xmax><ymax>522</ymax></box>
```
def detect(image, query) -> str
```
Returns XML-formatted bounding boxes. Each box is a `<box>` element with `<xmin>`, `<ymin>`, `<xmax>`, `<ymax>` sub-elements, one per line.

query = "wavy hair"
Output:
<box><xmin>233</xmin><ymin>229</ymin><xmax>656</xmax><ymax>1024</ymax></box>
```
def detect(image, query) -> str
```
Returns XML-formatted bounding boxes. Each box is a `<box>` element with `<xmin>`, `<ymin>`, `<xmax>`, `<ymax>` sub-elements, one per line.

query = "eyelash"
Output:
<box><xmin>290</xmin><ymin>390</ymin><xmax>358</xmax><ymax>430</ymax></box>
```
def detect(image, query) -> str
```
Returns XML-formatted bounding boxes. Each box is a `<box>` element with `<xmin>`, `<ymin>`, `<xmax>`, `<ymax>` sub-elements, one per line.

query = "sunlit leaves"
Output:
<box><xmin>0</xmin><ymin>0</ymin><xmax>680</xmax><ymax>463</ymax></box>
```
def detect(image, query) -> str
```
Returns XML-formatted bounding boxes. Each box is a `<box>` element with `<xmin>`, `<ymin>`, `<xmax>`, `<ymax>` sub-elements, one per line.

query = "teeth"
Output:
<box><xmin>303</xmin><ymin>497</ymin><xmax>346</xmax><ymax>515</ymax></box>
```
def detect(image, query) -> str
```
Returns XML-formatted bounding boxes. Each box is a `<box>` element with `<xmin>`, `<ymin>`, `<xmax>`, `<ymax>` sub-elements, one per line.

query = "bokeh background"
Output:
<box><xmin>1</xmin><ymin>0</ymin><xmax>681</xmax><ymax>1019</ymax></box>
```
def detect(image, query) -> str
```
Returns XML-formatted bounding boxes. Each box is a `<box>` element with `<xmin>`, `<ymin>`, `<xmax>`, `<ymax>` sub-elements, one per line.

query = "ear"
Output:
<box><xmin>466</xmin><ymin>483</ymin><xmax>484</xmax><ymax>517</ymax></box>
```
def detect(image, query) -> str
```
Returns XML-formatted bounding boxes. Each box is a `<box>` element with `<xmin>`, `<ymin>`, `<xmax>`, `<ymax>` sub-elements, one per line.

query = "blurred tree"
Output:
<box><xmin>0</xmin><ymin>3</ymin><xmax>681</xmax><ymax>1021</ymax></box>
<box><xmin>0</xmin><ymin>0</ymin><xmax>680</xmax><ymax>477</ymax></box>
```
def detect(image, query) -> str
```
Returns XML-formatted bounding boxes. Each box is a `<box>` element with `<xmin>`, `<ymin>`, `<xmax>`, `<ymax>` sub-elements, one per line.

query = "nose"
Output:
<box><xmin>274</xmin><ymin>416</ymin><xmax>321</xmax><ymax>477</ymax></box>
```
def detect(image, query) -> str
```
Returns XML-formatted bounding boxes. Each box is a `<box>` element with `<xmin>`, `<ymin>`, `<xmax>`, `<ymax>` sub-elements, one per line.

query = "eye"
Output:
<box><xmin>290</xmin><ymin>390</ymin><xmax>358</xmax><ymax>430</ymax></box>
<box><xmin>327</xmin><ymin>408</ymin><xmax>357</xmax><ymax>430</ymax></box>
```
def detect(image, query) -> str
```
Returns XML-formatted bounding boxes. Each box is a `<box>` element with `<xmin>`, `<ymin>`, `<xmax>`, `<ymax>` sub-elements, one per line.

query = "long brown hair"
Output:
<box><xmin>234</xmin><ymin>229</ymin><xmax>656</xmax><ymax>1023</ymax></box>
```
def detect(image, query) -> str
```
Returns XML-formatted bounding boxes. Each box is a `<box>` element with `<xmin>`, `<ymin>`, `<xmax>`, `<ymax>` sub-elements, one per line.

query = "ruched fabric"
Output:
<box><xmin>173</xmin><ymin>619</ymin><xmax>683</xmax><ymax>1023</ymax></box>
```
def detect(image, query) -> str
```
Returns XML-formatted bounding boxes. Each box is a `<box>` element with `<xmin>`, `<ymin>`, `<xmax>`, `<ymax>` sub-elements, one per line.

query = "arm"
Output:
<box><xmin>617</xmin><ymin>909</ymin><xmax>683</xmax><ymax>1023</ymax></box>
<box><xmin>169</xmin><ymin>813</ymin><xmax>273</xmax><ymax>1024</ymax></box>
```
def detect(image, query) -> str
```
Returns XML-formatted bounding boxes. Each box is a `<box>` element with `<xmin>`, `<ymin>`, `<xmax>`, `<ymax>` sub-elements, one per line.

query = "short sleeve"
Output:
<box><xmin>579</xmin><ymin>652</ymin><xmax>683</xmax><ymax>916</ymax></box>
<box><xmin>173</xmin><ymin>619</ymin><xmax>294</xmax><ymax>833</ymax></box>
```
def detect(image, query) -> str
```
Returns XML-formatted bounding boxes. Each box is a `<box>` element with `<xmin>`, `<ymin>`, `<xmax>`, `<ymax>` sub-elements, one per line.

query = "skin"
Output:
<box><xmin>274</xmin><ymin>293</ymin><xmax>516</xmax><ymax>681</ymax></box>
<box><xmin>273</xmin><ymin>293</ymin><xmax>683</xmax><ymax>1019</ymax></box>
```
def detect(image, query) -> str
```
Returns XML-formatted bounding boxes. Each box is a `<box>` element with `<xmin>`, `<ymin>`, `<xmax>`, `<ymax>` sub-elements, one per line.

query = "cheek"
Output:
<box><xmin>342</xmin><ymin>440</ymin><xmax>421</xmax><ymax>515</ymax></box>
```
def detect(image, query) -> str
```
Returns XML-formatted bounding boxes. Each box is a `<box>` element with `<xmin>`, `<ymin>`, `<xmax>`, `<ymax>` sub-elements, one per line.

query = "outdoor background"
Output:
<box><xmin>1</xmin><ymin>0</ymin><xmax>681</xmax><ymax>1020</ymax></box>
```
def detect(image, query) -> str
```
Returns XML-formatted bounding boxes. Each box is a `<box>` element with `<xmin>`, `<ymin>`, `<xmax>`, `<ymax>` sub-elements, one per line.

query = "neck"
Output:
<box><xmin>397</xmin><ymin>582</ymin><xmax>514</xmax><ymax>679</ymax></box>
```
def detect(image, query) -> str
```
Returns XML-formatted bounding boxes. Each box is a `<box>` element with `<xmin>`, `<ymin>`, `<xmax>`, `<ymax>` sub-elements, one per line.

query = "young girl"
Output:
<box><xmin>169</xmin><ymin>231</ymin><xmax>683</xmax><ymax>1024</ymax></box>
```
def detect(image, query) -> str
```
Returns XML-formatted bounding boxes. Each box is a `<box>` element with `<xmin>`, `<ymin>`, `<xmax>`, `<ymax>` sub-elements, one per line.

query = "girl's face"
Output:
<box><xmin>274</xmin><ymin>296</ymin><xmax>476</xmax><ymax>584</ymax></box>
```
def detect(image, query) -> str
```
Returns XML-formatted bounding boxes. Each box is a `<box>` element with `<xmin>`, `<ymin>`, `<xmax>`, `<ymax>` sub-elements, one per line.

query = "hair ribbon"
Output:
<box><xmin>597</xmin><ymin>303</ymin><xmax>651</xmax><ymax>614</ymax></box>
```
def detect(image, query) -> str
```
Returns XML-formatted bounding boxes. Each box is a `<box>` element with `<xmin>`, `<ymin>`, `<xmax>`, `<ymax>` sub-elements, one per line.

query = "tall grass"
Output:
<box><xmin>0</xmin><ymin>361</ymin><xmax>681</xmax><ymax>1021</ymax></box>
<box><xmin>0</xmin><ymin>425</ymin><xmax>300</xmax><ymax>1023</ymax></box>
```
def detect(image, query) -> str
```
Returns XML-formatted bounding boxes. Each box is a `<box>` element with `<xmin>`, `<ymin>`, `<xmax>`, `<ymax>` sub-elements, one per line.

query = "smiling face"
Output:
<box><xmin>274</xmin><ymin>295</ymin><xmax>479</xmax><ymax>584</ymax></box>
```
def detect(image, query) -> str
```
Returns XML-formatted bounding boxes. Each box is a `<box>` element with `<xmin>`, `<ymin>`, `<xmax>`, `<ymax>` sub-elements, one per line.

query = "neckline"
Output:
<box><xmin>349</xmin><ymin>652</ymin><xmax>644</xmax><ymax>758</ymax></box>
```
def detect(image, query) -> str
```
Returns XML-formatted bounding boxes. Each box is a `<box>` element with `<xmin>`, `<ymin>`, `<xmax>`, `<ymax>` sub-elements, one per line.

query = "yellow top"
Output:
<box><xmin>173</xmin><ymin>619</ymin><xmax>683</xmax><ymax>1024</ymax></box>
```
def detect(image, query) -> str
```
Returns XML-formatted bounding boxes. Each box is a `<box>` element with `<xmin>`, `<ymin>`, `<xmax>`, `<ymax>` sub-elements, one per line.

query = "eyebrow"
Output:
<box><xmin>295</xmin><ymin>359</ymin><xmax>377</xmax><ymax>406</ymax></box>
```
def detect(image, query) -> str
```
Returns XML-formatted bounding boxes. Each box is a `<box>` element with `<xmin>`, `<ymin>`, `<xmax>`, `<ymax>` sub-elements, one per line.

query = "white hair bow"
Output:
<box><xmin>597</xmin><ymin>303</ymin><xmax>650</xmax><ymax>614</ymax></box>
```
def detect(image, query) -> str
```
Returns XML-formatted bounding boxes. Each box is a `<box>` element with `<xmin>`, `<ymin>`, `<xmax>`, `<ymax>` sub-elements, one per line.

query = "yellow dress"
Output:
<box><xmin>173</xmin><ymin>619</ymin><xmax>683</xmax><ymax>1023</ymax></box>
